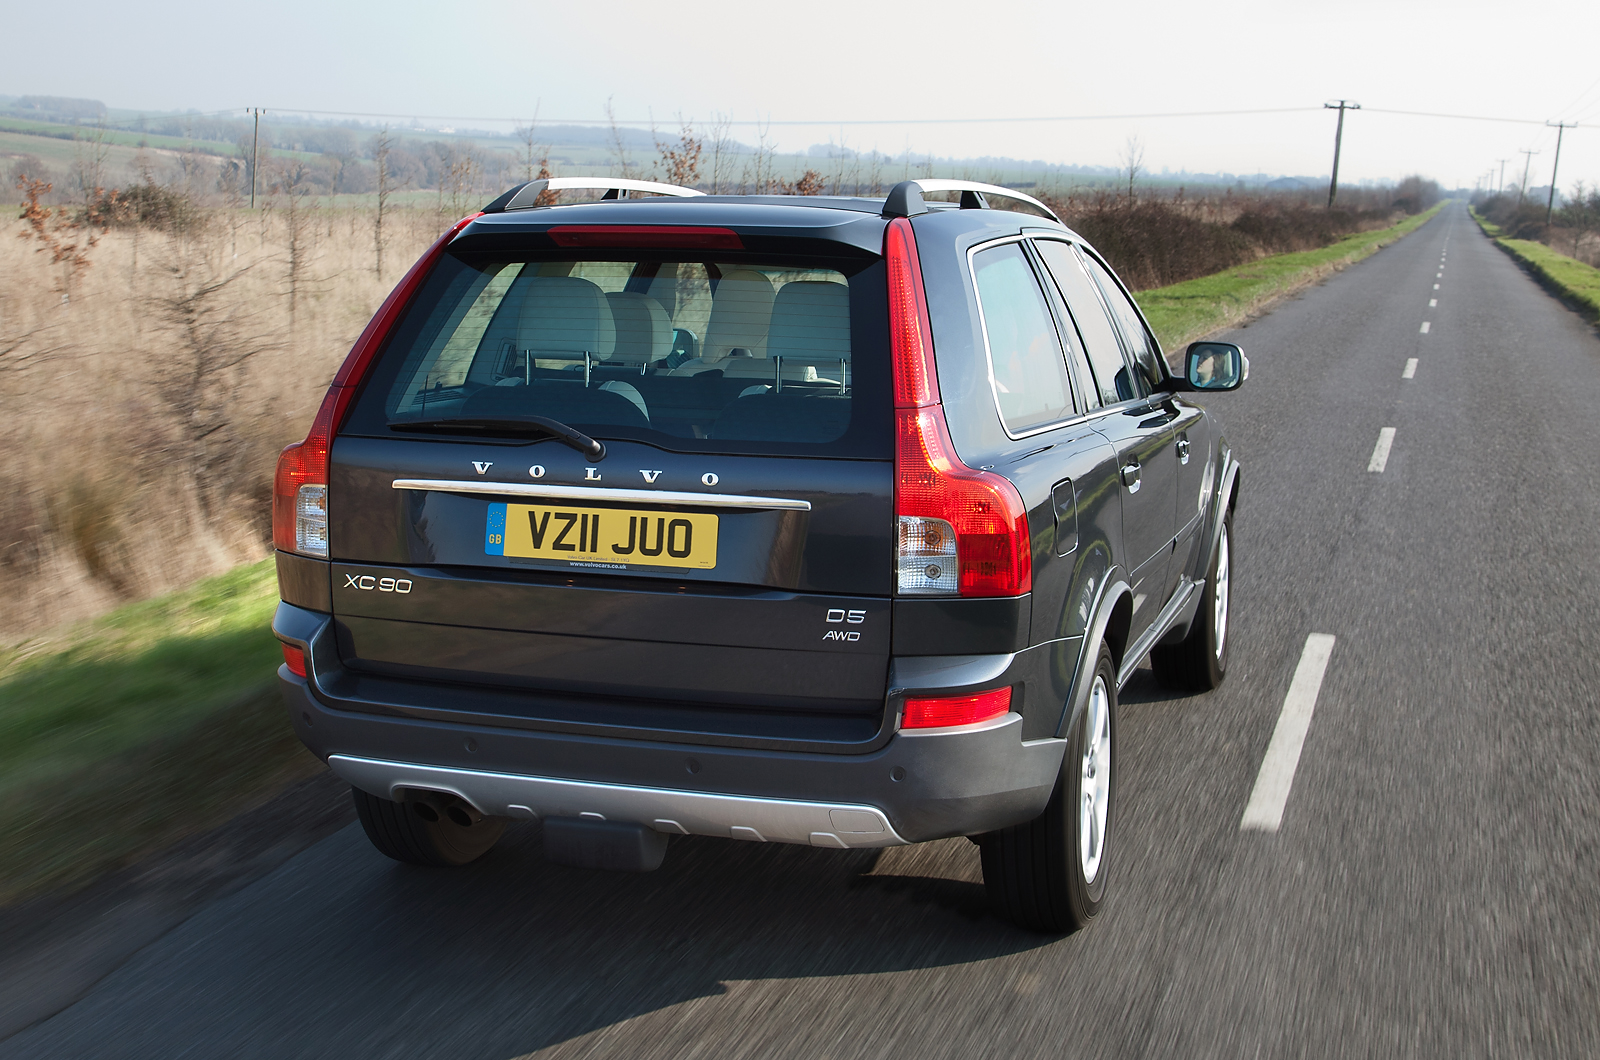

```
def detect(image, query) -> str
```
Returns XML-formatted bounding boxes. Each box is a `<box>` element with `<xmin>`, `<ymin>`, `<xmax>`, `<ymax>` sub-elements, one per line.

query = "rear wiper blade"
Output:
<box><xmin>390</xmin><ymin>416</ymin><xmax>606</xmax><ymax>461</ymax></box>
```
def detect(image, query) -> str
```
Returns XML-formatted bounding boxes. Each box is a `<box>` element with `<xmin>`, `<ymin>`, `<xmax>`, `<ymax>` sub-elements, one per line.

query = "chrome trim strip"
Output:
<box><xmin>328</xmin><ymin>755</ymin><xmax>908</xmax><ymax>849</ymax></box>
<box><xmin>391</xmin><ymin>478</ymin><xmax>812</xmax><ymax>511</ymax></box>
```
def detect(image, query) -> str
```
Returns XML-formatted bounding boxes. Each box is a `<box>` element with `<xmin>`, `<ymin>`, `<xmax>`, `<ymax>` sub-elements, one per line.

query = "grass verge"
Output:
<box><xmin>1469</xmin><ymin>207</ymin><xmax>1600</xmax><ymax>322</ymax></box>
<box><xmin>0</xmin><ymin>559</ymin><xmax>322</xmax><ymax>905</ymax></box>
<box><xmin>1135</xmin><ymin>202</ymin><xmax>1446</xmax><ymax>351</ymax></box>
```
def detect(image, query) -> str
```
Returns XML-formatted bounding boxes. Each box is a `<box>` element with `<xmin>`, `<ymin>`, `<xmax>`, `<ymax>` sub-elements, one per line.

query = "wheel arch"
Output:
<box><xmin>1055</xmin><ymin>573</ymin><xmax>1132</xmax><ymax>741</ymax></box>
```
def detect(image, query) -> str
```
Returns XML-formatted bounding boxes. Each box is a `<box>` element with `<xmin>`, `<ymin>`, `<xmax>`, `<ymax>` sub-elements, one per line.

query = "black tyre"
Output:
<box><xmin>352</xmin><ymin>786</ymin><xmax>506</xmax><ymax>867</ymax></box>
<box><xmin>1151</xmin><ymin>507</ymin><xmax>1232</xmax><ymax>692</ymax></box>
<box><xmin>981</xmin><ymin>642</ymin><xmax>1117</xmax><ymax>933</ymax></box>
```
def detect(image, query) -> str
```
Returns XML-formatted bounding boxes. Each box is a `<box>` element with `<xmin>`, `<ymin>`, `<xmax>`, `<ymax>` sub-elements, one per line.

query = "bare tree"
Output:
<box><xmin>371</xmin><ymin>128</ymin><xmax>397</xmax><ymax>281</ymax></box>
<box><xmin>70</xmin><ymin>120</ymin><xmax>111</xmax><ymax>213</ymax></box>
<box><xmin>605</xmin><ymin>97</ymin><xmax>639</xmax><ymax>178</ymax></box>
<box><xmin>1123</xmin><ymin>135</ymin><xmax>1145</xmax><ymax>198</ymax></box>
<box><xmin>654</xmin><ymin>117</ymin><xmax>703</xmax><ymax>188</ymax></box>
<box><xmin>216</xmin><ymin>159</ymin><xmax>246</xmax><ymax>260</ymax></box>
<box><xmin>706</xmin><ymin>112</ymin><xmax>735</xmax><ymax>194</ymax></box>
<box><xmin>276</xmin><ymin>160</ymin><xmax>318</xmax><ymax>327</ymax></box>
<box><xmin>150</xmin><ymin>254</ymin><xmax>279</xmax><ymax>518</ymax></box>
<box><xmin>515</xmin><ymin>105</ymin><xmax>544</xmax><ymax>184</ymax></box>
<box><xmin>741</xmin><ymin>119</ymin><xmax>775</xmax><ymax>194</ymax></box>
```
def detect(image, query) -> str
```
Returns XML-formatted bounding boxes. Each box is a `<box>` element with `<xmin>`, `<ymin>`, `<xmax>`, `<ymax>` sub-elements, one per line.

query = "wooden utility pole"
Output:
<box><xmin>1517</xmin><ymin>149</ymin><xmax>1539</xmax><ymax>204</ymax></box>
<box><xmin>1496</xmin><ymin>158</ymin><xmax>1509</xmax><ymax>195</ymax></box>
<box><xmin>249</xmin><ymin>107</ymin><xmax>263</xmax><ymax>208</ymax></box>
<box><xmin>1545</xmin><ymin>121</ymin><xmax>1576</xmax><ymax>225</ymax></box>
<box><xmin>1324</xmin><ymin>100</ymin><xmax>1360</xmax><ymax>209</ymax></box>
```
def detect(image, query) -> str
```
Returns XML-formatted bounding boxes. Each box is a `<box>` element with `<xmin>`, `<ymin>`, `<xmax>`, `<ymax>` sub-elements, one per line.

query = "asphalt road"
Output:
<box><xmin>6</xmin><ymin>200</ymin><xmax>1599</xmax><ymax>1059</ymax></box>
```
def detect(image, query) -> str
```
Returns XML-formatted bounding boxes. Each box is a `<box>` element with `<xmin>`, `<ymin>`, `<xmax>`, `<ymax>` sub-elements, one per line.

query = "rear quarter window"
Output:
<box><xmin>971</xmin><ymin>241</ymin><xmax>1076</xmax><ymax>434</ymax></box>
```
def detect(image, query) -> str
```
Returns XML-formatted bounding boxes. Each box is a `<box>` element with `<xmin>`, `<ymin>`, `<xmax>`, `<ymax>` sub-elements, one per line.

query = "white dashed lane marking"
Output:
<box><xmin>1241</xmin><ymin>634</ymin><xmax>1339</xmax><ymax>832</ymax></box>
<box><xmin>1420</xmin><ymin>321</ymin><xmax>1431</xmax><ymax>333</ymax></box>
<box><xmin>1368</xmin><ymin>427</ymin><xmax>1396</xmax><ymax>472</ymax></box>
<box><xmin>1429</xmin><ymin>298</ymin><xmax>1437</xmax><ymax>307</ymax></box>
<box><xmin>1403</xmin><ymin>358</ymin><xmax>1418</xmax><ymax>379</ymax></box>
<box><xmin>1433</xmin><ymin>283</ymin><xmax>1440</xmax><ymax>290</ymax></box>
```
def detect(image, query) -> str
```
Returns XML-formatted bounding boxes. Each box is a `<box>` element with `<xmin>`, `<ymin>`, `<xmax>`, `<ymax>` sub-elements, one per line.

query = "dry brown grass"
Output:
<box><xmin>0</xmin><ymin>201</ymin><xmax>444</xmax><ymax>638</ymax></box>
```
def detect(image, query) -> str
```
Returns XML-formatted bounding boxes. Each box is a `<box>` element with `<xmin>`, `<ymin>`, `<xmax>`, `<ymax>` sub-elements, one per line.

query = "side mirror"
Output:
<box><xmin>1184</xmin><ymin>342</ymin><xmax>1247</xmax><ymax>391</ymax></box>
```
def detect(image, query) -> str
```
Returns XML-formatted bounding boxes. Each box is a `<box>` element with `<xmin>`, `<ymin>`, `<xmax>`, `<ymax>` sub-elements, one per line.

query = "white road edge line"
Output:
<box><xmin>1420</xmin><ymin>321</ymin><xmax>1431</xmax><ymax>333</ymax></box>
<box><xmin>1403</xmin><ymin>358</ymin><xmax>1418</xmax><ymax>379</ymax></box>
<box><xmin>1368</xmin><ymin>427</ymin><xmax>1396</xmax><ymax>472</ymax></box>
<box><xmin>1240</xmin><ymin>634</ymin><xmax>1338</xmax><ymax>832</ymax></box>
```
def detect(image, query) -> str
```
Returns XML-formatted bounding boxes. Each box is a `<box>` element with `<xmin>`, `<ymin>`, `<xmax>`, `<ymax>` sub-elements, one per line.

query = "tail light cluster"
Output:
<box><xmin>271</xmin><ymin>213</ymin><xmax>483</xmax><ymax>559</ymax></box>
<box><xmin>886</xmin><ymin>217</ymin><xmax>1031</xmax><ymax>598</ymax></box>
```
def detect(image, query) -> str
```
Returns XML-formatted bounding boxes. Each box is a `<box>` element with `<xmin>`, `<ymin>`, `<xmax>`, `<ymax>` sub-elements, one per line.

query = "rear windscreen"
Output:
<box><xmin>342</xmin><ymin>253</ymin><xmax>890</xmax><ymax>457</ymax></box>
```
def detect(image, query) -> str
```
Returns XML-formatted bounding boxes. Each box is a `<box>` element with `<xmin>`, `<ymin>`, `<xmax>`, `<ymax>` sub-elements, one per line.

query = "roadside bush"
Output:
<box><xmin>1047</xmin><ymin>190</ymin><xmax>1403</xmax><ymax>291</ymax></box>
<box><xmin>92</xmin><ymin>181</ymin><xmax>205</xmax><ymax>235</ymax></box>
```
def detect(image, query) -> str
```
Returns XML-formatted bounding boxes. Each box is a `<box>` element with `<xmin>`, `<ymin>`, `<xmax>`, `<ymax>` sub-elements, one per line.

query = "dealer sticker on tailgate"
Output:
<box><xmin>485</xmin><ymin>502</ymin><xmax>718</xmax><ymax>569</ymax></box>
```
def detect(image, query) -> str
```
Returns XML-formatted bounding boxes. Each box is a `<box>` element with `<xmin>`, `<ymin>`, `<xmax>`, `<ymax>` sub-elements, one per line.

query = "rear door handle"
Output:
<box><xmin>1120</xmin><ymin>458</ymin><xmax>1142</xmax><ymax>492</ymax></box>
<box><xmin>1176</xmin><ymin>434</ymin><xmax>1191</xmax><ymax>464</ymax></box>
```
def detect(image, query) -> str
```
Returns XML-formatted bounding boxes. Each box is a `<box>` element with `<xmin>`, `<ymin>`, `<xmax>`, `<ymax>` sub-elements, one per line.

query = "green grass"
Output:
<box><xmin>0</xmin><ymin>559</ymin><xmax>320</xmax><ymax>904</ymax></box>
<box><xmin>1469</xmin><ymin>207</ymin><xmax>1600</xmax><ymax>321</ymax></box>
<box><xmin>1135</xmin><ymin>202</ymin><xmax>1447</xmax><ymax>351</ymax></box>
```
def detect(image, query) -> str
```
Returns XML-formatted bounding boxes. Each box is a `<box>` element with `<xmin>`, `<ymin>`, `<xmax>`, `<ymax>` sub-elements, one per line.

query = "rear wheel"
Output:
<box><xmin>1151</xmin><ymin>507</ymin><xmax>1232</xmax><ymax>692</ymax></box>
<box><xmin>352</xmin><ymin>787</ymin><xmax>506</xmax><ymax>867</ymax></box>
<box><xmin>981</xmin><ymin>642</ymin><xmax>1117</xmax><ymax>933</ymax></box>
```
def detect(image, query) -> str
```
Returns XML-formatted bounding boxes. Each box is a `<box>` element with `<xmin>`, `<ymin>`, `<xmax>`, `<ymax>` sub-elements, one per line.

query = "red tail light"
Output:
<box><xmin>281</xmin><ymin>644</ymin><xmax>307</xmax><ymax>678</ymax></box>
<box><xmin>271</xmin><ymin>212</ymin><xmax>482</xmax><ymax>558</ymax></box>
<box><xmin>902</xmin><ymin>687</ymin><xmax>1012</xmax><ymax>729</ymax></box>
<box><xmin>886</xmin><ymin>217</ymin><xmax>1031</xmax><ymax>597</ymax></box>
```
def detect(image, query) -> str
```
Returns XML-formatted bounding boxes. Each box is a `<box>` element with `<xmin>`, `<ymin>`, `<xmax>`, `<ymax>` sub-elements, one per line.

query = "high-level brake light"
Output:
<box><xmin>886</xmin><ymin>217</ymin><xmax>1031</xmax><ymax>597</ymax></box>
<box><xmin>271</xmin><ymin>212</ymin><xmax>482</xmax><ymax>559</ymax></box>
<box><xmin>548</xmin><ymin>225</ymin><xmax>743</xmax><ymax>250</ymax></box>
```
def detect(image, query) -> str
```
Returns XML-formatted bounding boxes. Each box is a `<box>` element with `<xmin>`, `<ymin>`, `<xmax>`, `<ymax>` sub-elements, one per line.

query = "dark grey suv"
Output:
<box><xmin>272</xmin><ymin>176</ymin><xmax>1244</xmax><ymax>932</ymax></box>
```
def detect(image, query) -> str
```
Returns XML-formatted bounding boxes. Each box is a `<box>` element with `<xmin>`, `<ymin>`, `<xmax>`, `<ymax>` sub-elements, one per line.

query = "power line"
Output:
<box><xmin>1363</xmin><ymin>106</ymin><xmax>1590</xmax><ymax>128</ymax></box>
<box><xmin>234</xmin><ymin>105</ymin><xmax>1326</xmax><ymax>127</ymax></box>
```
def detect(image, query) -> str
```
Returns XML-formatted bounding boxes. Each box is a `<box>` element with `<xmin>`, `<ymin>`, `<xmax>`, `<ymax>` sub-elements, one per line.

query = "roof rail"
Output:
<box><xmin>483</xmin><ymin>177</ymin><xmax>705</xmax><ymax>213</ymax></box>
<box><xmin>881</xmin><ymin>179</ymin><xmax>1060</xmax><ymax>224</ymax></box>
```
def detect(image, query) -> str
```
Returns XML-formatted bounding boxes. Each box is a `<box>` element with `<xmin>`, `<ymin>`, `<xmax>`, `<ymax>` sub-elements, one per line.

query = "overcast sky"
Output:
<box><xmin>7</xmin><ymin>0</ymin><xmax>1598</xmax><ymax>191</ymax></box>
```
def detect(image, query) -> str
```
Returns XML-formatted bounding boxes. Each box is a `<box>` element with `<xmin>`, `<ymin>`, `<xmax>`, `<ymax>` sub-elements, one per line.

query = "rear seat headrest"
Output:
<box><xmin>767</xmin><ymin>281</ymin><xmax>851</xmax><ymax>362</ymax></box>
<box><xmin>517</xmin><ymin>276</ymin><xmax>616</xmax><ymax>359</ymax></box>
<box><xmin>701</xmin><ymin>269</ymin><xmax>775</xmax><ymax>364</ymax></box>
<box><xmin>605</xmin><ymin>292</ymin><xmax>672</xmax><ymax>363</ymax></box>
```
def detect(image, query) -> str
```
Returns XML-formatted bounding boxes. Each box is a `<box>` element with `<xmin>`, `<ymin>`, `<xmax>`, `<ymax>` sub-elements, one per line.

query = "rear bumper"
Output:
<box><xmin>276</xmin><ymin>603</ymin><xmax>1069</xmax><ymax>845</ymax></box>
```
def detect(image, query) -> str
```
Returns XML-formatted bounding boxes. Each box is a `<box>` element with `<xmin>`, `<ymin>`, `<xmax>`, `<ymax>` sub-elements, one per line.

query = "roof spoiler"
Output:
<box><xmin>881</xmin><ymin>179</ymin><xmax>1060</xmax><ymax>224</ymax></box>
<box><xmin>481</xmin><ymin>178</ymin><xmax>705</xmax><ymax>213</ymax></box>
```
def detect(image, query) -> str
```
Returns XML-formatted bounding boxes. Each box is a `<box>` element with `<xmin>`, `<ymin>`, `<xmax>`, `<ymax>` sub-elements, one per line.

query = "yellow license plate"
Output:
<box><xmin>486</xmin><ymin>503</ymin><xmax>718</xmax><ymax>569</ymax></box>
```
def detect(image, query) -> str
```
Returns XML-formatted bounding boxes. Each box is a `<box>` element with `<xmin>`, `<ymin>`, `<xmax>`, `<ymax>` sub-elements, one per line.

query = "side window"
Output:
<box><xmin>1080</xmin><ymin>250</ymin><xmax>1164</xmax><ymax>395</ymax></box>
<box><xmin>1028</xmin><ymin>240</ymin><xmax>1100</xmax><ymax>411</ymax></box>
<box><xmin>971</xmin><ymin>242</ymin><xmax>1076</xmax><ymax>433</ymax></box>
<box><xmin>1034</xmin><ymin>239</ymin><xmax>1134</xmax><ymax>406</ymax></box>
